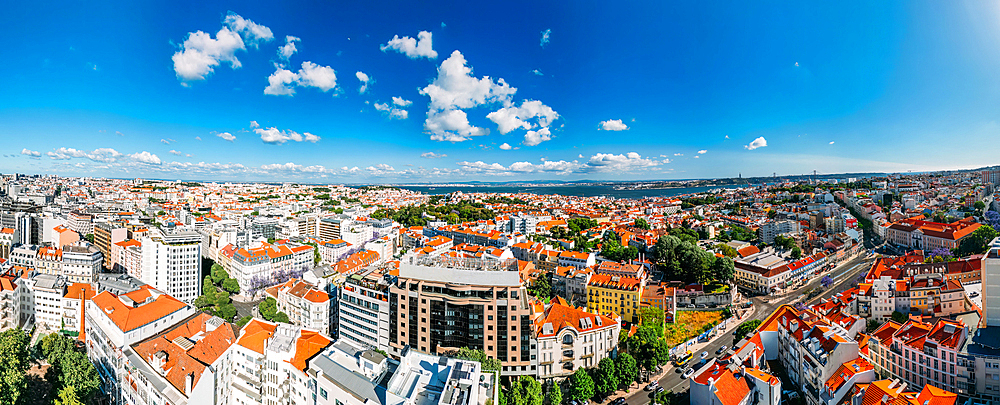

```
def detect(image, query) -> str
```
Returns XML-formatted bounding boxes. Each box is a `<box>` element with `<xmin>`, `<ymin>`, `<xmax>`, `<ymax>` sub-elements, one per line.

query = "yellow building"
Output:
<box><xmin>587</xmin><ymin>273</ymin><xmax>643</xmax><ymax>323</ymax></box>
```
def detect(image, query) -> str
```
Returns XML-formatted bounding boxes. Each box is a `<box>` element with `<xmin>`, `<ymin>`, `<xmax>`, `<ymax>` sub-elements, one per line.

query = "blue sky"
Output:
<box><xmin>3</xmin><ymin>1</ymin><xmax>1000</xmax><ymax>183</ymax></box>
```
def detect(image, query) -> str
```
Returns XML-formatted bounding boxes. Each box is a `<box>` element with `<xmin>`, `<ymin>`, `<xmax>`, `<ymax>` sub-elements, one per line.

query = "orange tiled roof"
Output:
<box><xmin>288</xmin><ymin>329</ymin><xmax>331</xmax><ymax>372</ymax></box>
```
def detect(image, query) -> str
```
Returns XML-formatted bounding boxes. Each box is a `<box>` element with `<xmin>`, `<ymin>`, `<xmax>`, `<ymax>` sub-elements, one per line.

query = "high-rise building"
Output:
<box><xmin>339</xmin><ymin>270</ymin><xmax>391</xmax><ymax>353</ymax></box>
<box><xmin>140</xmin><ymin>228</ymin><xmax>203</xmax><ymax>304</ymax></box>
<box><xmin>389</xmin><ymin>259</ymin><xmax>536</xmax><ymax>376</ymax></box>
<box><xmin>94</xmin><ymin>222</ymin><xmax>127</xmax><ymax>270</ymax></box>
<box><xmin>983</xmin><ymin>237</ymin><xmax>1000</xmax><ymax>327</ymax></box>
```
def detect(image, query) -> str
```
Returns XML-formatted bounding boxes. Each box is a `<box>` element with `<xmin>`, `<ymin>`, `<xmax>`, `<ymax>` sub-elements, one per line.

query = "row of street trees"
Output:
<box><xmin>652</xmin><ymin>234</ymin><xmax>735</xmax><ymax>284</ymax></box>
<box><xmin>500</xmin><ymin>353</ymin><xmax>641</xmax><ymax>405</ymax></box>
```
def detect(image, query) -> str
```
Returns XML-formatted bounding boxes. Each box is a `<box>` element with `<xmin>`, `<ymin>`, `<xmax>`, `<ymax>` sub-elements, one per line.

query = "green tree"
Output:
<box><xmin>653</xmin><ymin>390</ymin><xmax>677</xmax><ymax>405</ymax></box>
<box><xmin>595</xmin><ymin>358</ymin><xmax>620</xmax><ymax>397</ymax></box>
<box><xmin>259</xmin><ymin>297</ymin><xmax>278</xmax><ymax>320</ymax></box>
<box><xmin>217</xmin><ymin>304</ymin><xmax>237</xmax><ymax>321</ymax></box>
<box><xmin>791</xmin><ymin>246</ymin><xmax>802</xmax><ymax>260</ymax></box>
<box><xmin>544</xmin><ymin>382</ymin><xmax>563</xmax><ymax>405</ymax></box>
<box><xmin>0</xmin><ymin>328</ymin><xmax>29</xmax><ymax>405</ymax></box>
<box><xmin>629</xmin><ymin>326</ymin><xmax>669</xmax><ymax>374</ymax></box>
<box><xmin>57</xmin><ymin>351</ymin><xmax>100</xmax><ymax>400</ymax></box>
<box><xmin>891</xmin><ymin>311</ymin><xmax>908</xmax><ymax>324</ymax></box>
<box><xmin>223</xmin><ymin>278</ymin><xmax>240</xmax><ymax>294</ymax></box>
<box><xmin>975</xmin><ymin>201</ymin><xmax>987</xmax><ymax>212</ymax></box>
<box><xmin>714</xmin><ymin>244</ymin><xmax>738</xmax><ymax>258</ymax></box>
<box><xmin>53</xmin><ymin>385</ymin><xmax>85</xmax><ymax>405</ymax></box>
<box><xmin>954</xmin><ymin>225</ymin><xmax>999</xmax><ymax>256</ymax></box>
<box><xmin>711</xmin><ymin>257</ymin><xmax>735</xmax><ymax>284</ymax></box>
<box><xmin>211</xmin><ymin>264</ymin><xmax>228</xmax><ymax>285</ymax></box>
<box><xmin>634</xmin><ymin>218</ymin><xmax>651</xmax><ymax>230</ymax></box>
<box><xmin>528</xmin><ymin>273</ymin><xmax>553</xmax><ymax>300</ymax></box>
<box><xmin>567</xmin><ymin>368</ymin><xmax>595</xmax><ymax>402</ymax></box>
<box><xmin>733</xmin><ymin>319</ymin><xmax>762</xmax><ymax>342</ymax></box>
<box><xmin>867</xmin><ymin>319</ymin><xmax>883</xmax><ymax>333</ymax></box>
<box><xmin>273</xmin><ymin>312</ymin><xmax>290</xmax><ymax>323</ymax></box>
<box><xmin>615</xmin><ymin>353</ymin><xmax>639</xmax><ymax>388</ymax></box>
<box><xmin>507</xmin><ymin>376</ymin><xmax>543</xmax><ymax>405</ymax></box>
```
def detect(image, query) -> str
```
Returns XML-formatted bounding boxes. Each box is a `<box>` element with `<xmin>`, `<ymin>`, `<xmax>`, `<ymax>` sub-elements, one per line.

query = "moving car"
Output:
<box><xmin>716</xmin><ymin>345</ymin><xmax>728</xmax><ymax>355</ymax></box>
<box><xmin>645</xmin><ymin>381</ymin><xmax>658</xmax><ymax>391</ymax></box>
<box><xmin>683</xmin><ymin>368</ymin><xmax>695</xmax><ymax>378</ymax></box>
<box><xmin>700</xmin><ymin>351</ymin><xmax>709</xmax><ymax>359</ymax></box>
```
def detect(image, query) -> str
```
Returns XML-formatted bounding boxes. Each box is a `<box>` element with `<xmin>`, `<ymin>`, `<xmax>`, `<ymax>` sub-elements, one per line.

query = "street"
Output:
<box><xmin>617</xmin><ymin>253</ymin><xmax>873</xmax><ymax>405</ymax></box>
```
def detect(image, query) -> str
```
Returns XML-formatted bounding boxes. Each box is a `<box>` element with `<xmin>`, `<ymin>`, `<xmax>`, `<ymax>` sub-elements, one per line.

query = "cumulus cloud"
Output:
<box><xmin>250</xmin><ymin>121</ymin><xmax>259</xmax><ymax>128</ymax></box>
<box><xmin>168</xmin><ymin>150</ymin><xmax>183</xmax><ymax>155</ymax></box>
<box><xmin>223</xmin><ymin>12</ymin><xmax>273</xmax><ymax>47</ymax></box>
<box><xmin>381</xmin><ymin>31</ymin><xmax>437</xmax><ymax>59</ymax></box>
<box><xmin>374</xmin><ymin>102</ymin><xmax>408</xmax><ymax>120</ymax></box>
<box><xmin>499</xmin><ymin>143</ymin><xmax>512</xmax><ymax>150</ymax></box>
<box><xmin>217</xmin><ymin>132</ymin><xmax>236</xmax><ymax>142</ymax></box>
<box><xmin>420</xmin><ymin>50</ymin><xmax>516</xmax><ymax>141</ymax></box>
<box><xmin>829</xmin><ymin>141</ymin><xmax>835</xmax><ymax>145</ymax></box>
<box><xmin>278</xmin><ymin>35</ymin><xmax>300</xmax><ymax>61</ymax></box>
<box><xmin>356</xmin><ymin>71</ymin><xmax>372</xmax><ymax>94</ymax></box>
<box><xmin>47</xmin><ymin>147</ymin><xmax>124</xmax><ymax>162</ymax></box>
<box><xmin>172</xmin><ymin>13</ymin><xmax>273</xmax><ymax>82</ymax></box>
<box><xmin>486</xmin><ymin>100</ymin><xmax>559</xmax><ymax>134</ymax></box>
<box><xmin>130</xmin><ymin>151</ymin><xmax>161</xmax><ymax>165</ymax></box>
<box><xmin>420</xmin><ymin>152</ymin><xmax>447</xmax><ymax>159</ymax></box>
<box><xmin>698</xmin><ymin>150</ymin><xmax>707</xmax><ymax>154</ymax></box>
<box><xmin>264</xmin><ymin>61</ymin><xmax>338</xmax><ymax>95</ymax></box>
<box><xmin>540</xmin><ymin>29</ymin><xmax>551</xmax><ymax>47</ymax></box>
<box><xmin>598</xmin><ymin>119</ymin><xmax>629</xmax><ymax>131</ymax></box>
<box><xmin>523</xmin><ymin>127</ymin><xmax>553</xmax><ymax>146</ymax></box>
<box><xmin>745</xmin><ymin>136</ymin><xmax>767</xmax><ymax>150</ymax></box>
<box><xmin>21</xmin><ymin>149</ymin><xmax>40</xmax><ymax>158</ymax></box>
<box><xmin>255</xmin><ymin>127</ymin><xmax>320</xmax><ymax>144</ymax></box>
<box><xmin>392</xmin><ymin>97</ymin><xmax>412</xmax><ymax>107</ymax></box>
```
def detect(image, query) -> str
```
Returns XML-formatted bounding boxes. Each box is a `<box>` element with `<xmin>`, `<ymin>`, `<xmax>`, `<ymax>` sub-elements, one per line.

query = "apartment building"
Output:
<box><xmin>552</xmin><ymin>265</ymin><xmax>592</xmax><ymax>307</ymax></box>
<box><xmin>558</xmin><ymin>251</ymin><xmax>595</xmax><ymax>269</ymax></box>
<box><xmin>94</xmin><ymin>222</ymin><xmax>128</xmax><ymax>269</ymax></box>
<box><xmin>317</xmin><ymin>238</ymin><xmax>350</xmax><ymax>263</ymax></box>
<box><xmin>338</xmin><ymin>271</ymin><xmax>391</xmax><ymax>354</ymax></box>
<box><xmin>759</xmin><ymin>219</ymin><xmax>802</xmax><ymax>244</ymax></box>
<box><xmin>265</xmin><ymin>278</ymin><xmax>332</xmax><ymax>336</ymax></box>
<box><xmin>867</xmin><ymin>318</ymin><xmax>967</xmax><ymax>395</ymax></box>
<box><xmin>885</xmin><ymin>217</ymin><xmax>980</xmax><ymax>251</ymax></box>
<box><xmin>68</xmin><ymin>210</ymin><xmax>94</xmax><ymax>236</ymax></box>
<box><xmin>587</xmin><ymin>274</ymin><xmax>643</xmax><ymax>324</ymax></box>
<box><xmin>61</xmin><ymin>241</ymin><xmax>103</xmax><ymax>283</ymax></box>
<box><xmin>122</xmin><ymin>313</ymin><xmax>236</xmax><ymax>405</ymax></box>
<box><xmin>532</xmin><ymin>298</ymin><xmax>620</xmax><ymax>378</ymax></box>
<box><xmin>141</xmin><ymin>228</ymin><xmax>202</xmax><ymax>304</ymax></box>
<box><xmin>228</xmin><ymin>320</ymin><xmax>332</xmax><ymax>405</ymax></box>
<box><xmin>85</xmin><ymin>286</ymin><xmax>198</xmax><ymax>405</ymax></box>
<box><xmin>221</xmin><ymin>241</ymin><xmax>314</xmax><ymax>295</ymax></box>
<box><xmin>389</xmin><ymin>261</ymin><xmax>536</xmax><ymax>376</ymax></box>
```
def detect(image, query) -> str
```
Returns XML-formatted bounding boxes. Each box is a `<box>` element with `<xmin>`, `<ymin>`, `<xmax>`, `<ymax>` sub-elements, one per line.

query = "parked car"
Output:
<box><xmin>716</xmin><ymin>345</ymin><xmax>728</xmax><ymax>355</ymax></box>
<box><xmin>695</xmin><ymin>304</ymin><xmax>707</xmax><ymax>308</ymax></box>
<box><xmin>645</xmin><ymin>381</ymin><xmax>659</xmax><ymax>391</ymax></box>
<box><xmin>700</xmin><ymin>351</ymin><xmax>709</xmax><ymax>359</ymax></box>
<box><xmin>656</xmin><ymin>386</ymin><xmax>666</xmax><ymax>393</ymax></box>
<box><xmin>682</xmin><ymin>368</ymin><xmax>695</xmax><ymax>378</ymax></box>
<box><xmin>610</xmin><ymin>398</ymin><xmax>626</xmax><ymax>405</ymax></box>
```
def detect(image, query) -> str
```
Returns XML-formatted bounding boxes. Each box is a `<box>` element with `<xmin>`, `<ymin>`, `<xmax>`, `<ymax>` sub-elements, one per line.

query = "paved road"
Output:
<box><xmin>617</xmin><ymin>254</ymin><xmax>874</xmax><ymax>405</ymax></box>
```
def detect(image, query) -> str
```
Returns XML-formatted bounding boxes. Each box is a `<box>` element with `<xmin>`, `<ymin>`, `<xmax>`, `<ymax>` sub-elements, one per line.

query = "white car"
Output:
<box><xmin>645</xmin><ymin>381</ymin><xmax>658</xmax><ymax>391</ymax></box>
<box><xmin>683</xmin><ymin>368</ymin><xmax>695</xmax><ymax>379</ymax></box>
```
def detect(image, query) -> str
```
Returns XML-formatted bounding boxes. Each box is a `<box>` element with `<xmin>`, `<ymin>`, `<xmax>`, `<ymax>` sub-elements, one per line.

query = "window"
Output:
<box><xmin>320</xmin><ymin>388</ymin><xmax>327</xmax><ymax>399</ymax></box>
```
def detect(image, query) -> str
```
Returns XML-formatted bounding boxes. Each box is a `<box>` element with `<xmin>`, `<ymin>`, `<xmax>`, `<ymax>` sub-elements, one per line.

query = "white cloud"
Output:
<box><xmin>254</xmin><ymin>127</ymin><xmax>320</xmax><ymax>144</ymax></box>
<box><xmin>500</xmin><ymin>143</ymin><xmax>512</xmax><ymax>150</ymax></box>
<box><xmin>264</xmin><ymin>67</ymin><xmax>297</xmax><ymax>95</ymax></box>
<box><xmin>264</xmin><ymin>61</ymin><xmax>338</xmax><ymax>95</ymax></box>
<box><xmin>250</xmin><ymin>121</ymin><xmax>259</xmax><ymax>128</ymax></box>
<box><xmin>366</xmin><ymin>164</ymin><xmax>396</xmax><ymax>175</ymax></box>
<box><xmin>374</xmin><ymin>102</ymin><xmax>409</xmax><ymax>120</ymax></box>
<box><xmin>745</xmin><ymin>136</ymin><xmax>767</xmax><ymax>150</ymax></box>
<box><xmin>21</xmin><ymin>149</ymin><xmax>40</xmax><ymax>157</ymax></box>
<box><xmin>160</xmin><ymin>138</ymin><xmax>175</xmax><ymax>144</ymax></box>
<box><xmin>486</xmin><ymin>100</ymin><xmax>559</xmax><ymax>134</ymax></box>
<box><xmin>130</xmin><ymin>151</ymin><xmax>161</xmax><ymax>165</ymax></box>
<box><xmin>698</xmin><ymin>150</ymin><xmax>707</xmax><ymax>154</ymax></box>
<box><xmin>420</xmin><ymin>50</ymin><xmax>516</xmax><ymax>141</ymax></box>
<box><xmin>829</xmin><ymin>141</ymin><xmax>835</xmax><ymax>145</ymax></box>
<box><xmin>223</xmin><ymin>12</ymin><xmax>273</xmax><ymax>47</ymax></box>
<box><xmin>531</xmin><ymin>69</ymin><xmax>543</xmax><ymax>76</ymax></box>
<box><xmin>421</xmin><ymin>152</ymin><xmax>447</xmax><ymax>159</ymax></box>
<box><xmin>598</xmin><ymin>119</ymin><xmax>629</xmax><ymax>131</ymax></box>
<box><xmin>356</xmin><ymin>71</ymin><xmax>372</xmax><ymax>94</ymax></box>
<box><xmin>217</xmin><ymin>132</ymin><xmax>237</xmax><ymax>142</ymax></box>
<box><xmin>168</xmin><ymin>150</ymin><xmax>182</xmax><ymax>155</ymax></box>
<box><xmin>381</xmin><ymin>31</ymin><xmax>437</xmax><ymax>59</ymax></box>
<box><xmin>47</xmin><ymin>147</ymin><xmax>124</xmax><ymax>162</ymax></box>
<box><xmin>674</xmin><ymin>153</ymin><xmax>683</xmax><ymax>156</ymax></box>
<box><xmin>195</xmin><ymin>136</ymin><xmax>202</xmax><ymax>141</ymax></box>
<box><xmin>392</xmin><ymin>97</ymin><xmax>412</xmax><ymax>107</ymax></box>
<box><xmin>116</xmin><ymin>131</ymin><xmax>124</xmax><ymax>136</ymax></box>
<box><xmin>693</xmin><ymin>155</ymin><xmax>700</xmax><ymax>159</ymax></box>
<box><xmin>296</xmin><ymin>62</ymin><xmax>337</xmax><ymax>91</ymax></box>
<box><xmin>586</xmin><ymin>152</ymin><xmax>657</xmax><ymax>171</ymax></box>
<box><xmin>540</xmin><ymin>29</ymin><xmax>551</xmax><ymax>47</ymax></box>
<box><xmin>523</xmin><ymin>127</ymin><xmax>552</xmax><ymax>146</ymax></box>
<box><xmin>172</xmin><ymin>13</ymin><xmax>272</xmax><ymax>82</ymax></box>
<box><xmin>725</xmin><ymin>135</ymin><xmax>730</xmax><ymax>139</ymax></box>
<box><xmin>278</xmin><ymin>36</ymin><xmax>300</xmax><ymax>60</ymax></box>
<box><xmin>424</xmin><ymin>109</ymin><xmax>487</xmax><ymax>142</ymax></box>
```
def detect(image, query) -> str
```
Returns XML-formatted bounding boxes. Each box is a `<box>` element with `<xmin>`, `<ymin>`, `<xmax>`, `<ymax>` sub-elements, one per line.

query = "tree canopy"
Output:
<box><xmin>372</xmin><ymin>202</ymin><xmax>495</xmax><ymax>227</ymax></box>
<box><xmin>954</xmin><ymin>225</ymin><xmax>998</xmax><ymax>257</ymax></box>
<box><xmin>733</xmin><ymin>319</ymin><xmax>762</xmax><ymax>343</ymax></box>
<box><xmin>0</xmin><ymin>329</ymin><xmax>29</xmax><ymax>405</ymax></box>
<box><xmin>567</xmin><ymin>368</ymin><xmax>595</xmax><ymax>402</ymax></box>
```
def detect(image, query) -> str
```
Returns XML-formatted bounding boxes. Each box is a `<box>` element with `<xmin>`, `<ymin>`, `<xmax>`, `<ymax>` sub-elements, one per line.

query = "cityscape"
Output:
<box><xmin>4</xmin><ymin>2</ymin><xmax>1000</xmax><ymax>405</ymax></box>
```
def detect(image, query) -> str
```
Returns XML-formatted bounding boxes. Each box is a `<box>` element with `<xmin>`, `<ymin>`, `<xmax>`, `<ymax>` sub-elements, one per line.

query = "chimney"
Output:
<box><xmin>185</xmin><ymin>372</ymin><xmax>194</xmax><ymax>396</ymax></box>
